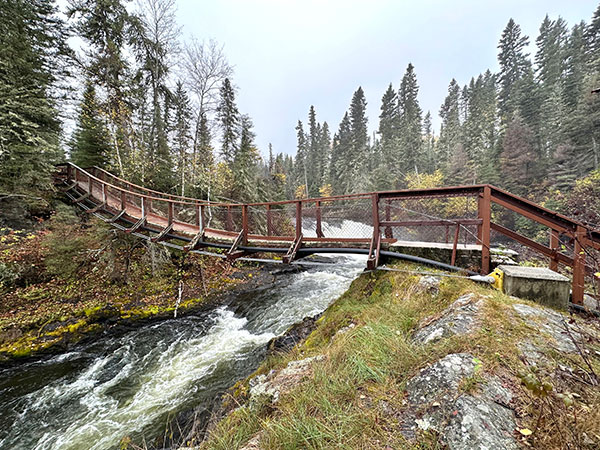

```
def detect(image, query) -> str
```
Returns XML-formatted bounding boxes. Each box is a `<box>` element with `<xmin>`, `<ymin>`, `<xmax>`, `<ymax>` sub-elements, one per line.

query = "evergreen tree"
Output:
<box><xmin>535</xmin><ymin>15</ymin><xmax>567</xmax><ymax>89</ymax></box>
<box><xmin>585</xmin><ymin>4</ymin><xmax>600</xmax><ymax>70</ymax></box>
<box><xmin>268</xmin><ymin>143</ymin><xmax>274</xmax><ymax>174</ymax></box>
<box><xmin>306</xmin><ymin>105</ymin><xmax>321</xmax><ymax>195</ymax></box>
<box><xmin>565</xmin><ymin>73</ymin><xmax>600</xmax><ymax>175</ymax></box>
<box><xmin>294</xmin><ymin>120</ymin><xmax>309</xmax><ymax>197</ymax></box>
<box><xmin>70</xmin><ymin>80</ymin><xmax>111</xmax><ymax>168</ymax></box>
<box><xmin>397</xmin><ymin>64</ymin><xmax>423</xmax><ymax>179</ymax></box>
<box><xmin>129</xmin><ymin>0</ymin><xmax>179</xmax><ymax>192</ymax></box>
<box><xmin>422</xmin><ymin>111</ymin><xmax>435</xmax><ymax>173</ymax></box>
<box><xmin>217</xmin><ymin>78</ymin><xmax>239</xmax><ymax>164</ymax></box>
<box><xmin>549</xmin><ymin>143</ymin><xmax>578</xmax><ymax>192</ymax></box>
<box><xmin>437</xmin><ymin>79</ymin><xmax>462</xmax><ymax>170</ymax></box>
<box><xmin>500</xmin><ymin>116</ymin><xmax>538</xmax><ymax>194</ymax></box>
<box><xmin>345</xmin><ymin>87</ymin><xmax>369</xmax><ymax>193</ymax></box>
<box><xmin>563</xmin><ymin>22</ymin><xmax>587</xmax><ymax>111</ymax></box>
<box><xmin>68</xmin><ymin>0</ymin><xmax>132</xmax><ymax>176</ymax></box>
<box><xmin>232</xmin><ymin>114</ymin><xmax>259</xmax><ymax>202</ymax></box>
<box><xmin>377</xmin><ymin>83</ymin><xmax>398</xmax><ymax>168</ymax></box>
<box><xmin>317</xmin><ymin>122</ymin><xmax>331</xmax><ymax>189</ymax></box>
<box><xmin>329</xmin><ymin>112</ymin><xmax>352</xmax><ymax>194</ymax></box>
<box><xmin>497</xmin><ymin>19</ymin><xmax>531</xmax><ymax>122</ymax></box>
<box><xmin>171</xmin><ymin>81</ymin><xmax>192</xmax><ymax>196</ymax></box>
<box><xmin>0</xmin><ymin>0</ymin><xmax>67</xmax><ymax>196</ymax></box>
<box><xmin>478</xmin><ymin>70</ymin><xmax>500</xmax><ymax>183</ymax></box>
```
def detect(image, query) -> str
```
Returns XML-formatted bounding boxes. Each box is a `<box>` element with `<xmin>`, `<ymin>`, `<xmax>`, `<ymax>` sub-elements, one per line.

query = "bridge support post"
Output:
<box><xmin>242</xmin><ymin>205</ymin><xmax>248</xmax><ymax>245</ymax></box>
<box><xmin>315</xmin><ymin>201</ymin><xmax>324</xmax><ymax>238</ymax></box>
<box><xmin>451</xmin><ymin>224</ymin><xmax>460</xmax><ymax>266</ymax></box>
<box><xmin>295</xmin><ymin>201</ymin><xmax>302</xmax><ymax>241</ymax></box>
<box><xmin>266</xmin><ymin>205</ymin><xmax>273</xmax><ymax>236</ymax></box>
<box><xmin>168</xmin><ymin>202</ymin><xmax>174</xmax><ymax>225</ymax></box>
<box><xmin>549</xmin><ymin>229</ymin><xmax>559</xmax><ymax>272</ymax></box>
<box><xmin>226</xmin><ymin>206</ymin><xmax>233</xmax><ymax>231</ymax></box>
<box><xmin>384</xmin><ymin>200</ymin><xmax>393</xmax><ymax>239</ymax></box>
<box><xmin>478</xmin><ymin>186</ymin><xmax>491</xmax><ymax>275</ymax></box>
<box><xmin>572</xmin><ymin>225</ymin><xmax>585</xmax><ymax>305</ymax></box>
<box><xmin>367</xmin><ymin>193</ymin><xmax>381</xmax><ymax>270</ymax></box>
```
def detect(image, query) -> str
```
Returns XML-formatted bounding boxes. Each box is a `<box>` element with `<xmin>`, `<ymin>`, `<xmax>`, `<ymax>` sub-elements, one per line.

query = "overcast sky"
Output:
<box><xmin>173</xmin><ymin>0</ymin><xmax>598</xmax><ymax>157</ymax></box>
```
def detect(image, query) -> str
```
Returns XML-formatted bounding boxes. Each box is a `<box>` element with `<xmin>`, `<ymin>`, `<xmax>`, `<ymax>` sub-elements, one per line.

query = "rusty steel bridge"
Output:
<box><xmin>55</xmin><ymin>163</ymin><xmax>600</xmax><ymax>305</ymax></box>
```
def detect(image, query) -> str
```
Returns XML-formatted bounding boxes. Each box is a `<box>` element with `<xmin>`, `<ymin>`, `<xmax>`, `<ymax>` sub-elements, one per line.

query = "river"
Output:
<box><xmin>0</xmin><ymin>255</ymin><xmax>365</xmax><ymax>450</ymax></box>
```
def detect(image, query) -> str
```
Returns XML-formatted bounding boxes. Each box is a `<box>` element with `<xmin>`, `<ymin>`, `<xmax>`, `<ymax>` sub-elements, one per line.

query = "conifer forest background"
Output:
<box><xmin>1</xmin><ymin>0</ymin><xmax>600</xmax><ymax>236</ymax></box>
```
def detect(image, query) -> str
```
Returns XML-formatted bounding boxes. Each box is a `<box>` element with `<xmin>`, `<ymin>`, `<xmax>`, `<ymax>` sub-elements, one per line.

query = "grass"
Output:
<box><xmin>198</xmin><ymin>262</ymin><xmax>600</xmax><ymax>450</ymax></box>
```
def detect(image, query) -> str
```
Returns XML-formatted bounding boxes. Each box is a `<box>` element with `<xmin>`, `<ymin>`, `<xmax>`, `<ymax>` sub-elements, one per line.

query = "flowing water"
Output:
<box><xmin>0</xmin><ymin>255</ymin><xmax>365</xmax><ymax>450</ymax></box>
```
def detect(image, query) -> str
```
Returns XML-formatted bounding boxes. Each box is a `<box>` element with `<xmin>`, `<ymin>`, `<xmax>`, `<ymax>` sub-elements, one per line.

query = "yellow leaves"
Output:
<box><xmin>404</xmin><ymin>169</ymin><xmax>444</xmax><ymax>190</ymax></box>
<box><xmin>319</xmin><ymin>184</ymin><xmax>333</xmax><ymax>198</ymax></box>
<box><xmin>518</xmin><ymin>428</ymin><xmax>533</xmax><ymax>436</ymax></box>
<box><xmin>295</xmin><ymin>184</ymin><xmax>308</xmax><ymax>199</ymax></box>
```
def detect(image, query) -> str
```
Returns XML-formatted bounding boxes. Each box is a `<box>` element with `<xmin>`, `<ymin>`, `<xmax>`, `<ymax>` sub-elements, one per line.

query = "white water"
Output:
<box><xmin>0</xmin><ymin>255</ymin><xmax>365</xmax><ymax>450</ymax></box>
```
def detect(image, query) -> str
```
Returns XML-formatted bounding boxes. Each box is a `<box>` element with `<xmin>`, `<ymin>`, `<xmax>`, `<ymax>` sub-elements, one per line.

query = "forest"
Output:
<box><xmin>1</xmin><ymin>0</ymin><xmax>600</xmax><ymax>229</ymax></box>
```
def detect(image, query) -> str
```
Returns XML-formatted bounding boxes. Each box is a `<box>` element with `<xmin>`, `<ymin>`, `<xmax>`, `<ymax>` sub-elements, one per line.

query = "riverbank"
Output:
<box><xmin>0</xmin><ymin>252</ymin><xmax>364</xmax><ymax>449</ymax></box>
<box><xmin>198</xmin><ymin>261</ymin><xmax>600</xmax><ymax>450</ymax></box>
<box><xmin>0</xmin><ymin>203</ymin><xmax>297</xmax><ymax>362</ymax></box>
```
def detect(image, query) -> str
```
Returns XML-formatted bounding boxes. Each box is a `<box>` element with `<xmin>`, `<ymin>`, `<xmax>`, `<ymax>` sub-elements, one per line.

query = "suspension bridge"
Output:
<box><xmin>55</xmin><ymin>163</ymin><xmax>600</xmax><ymax>305</ymax></box>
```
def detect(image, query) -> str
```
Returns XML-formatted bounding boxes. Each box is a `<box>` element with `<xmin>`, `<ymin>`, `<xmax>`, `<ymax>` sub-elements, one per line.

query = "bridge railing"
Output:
<box><xmin>56</xmin><ymin>163</ymin><xmax>600</xmax><ymax>305</ymax></box>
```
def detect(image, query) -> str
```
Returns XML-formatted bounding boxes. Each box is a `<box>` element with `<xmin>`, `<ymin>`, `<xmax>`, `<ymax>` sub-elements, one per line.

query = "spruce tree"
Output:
<box><xmin>497</xmin><ymin>19</ymin><xmax>531</xmax><ymax>123</ymax></box>
<box><xmin>0</xmin><ymin>0</ymin><xmax>67</xmax><ymax>196</ymax></box>
<box><xmin>345</xmin><ymin>87</ymin><xmax>369</xmax><ymax>193</ymax></box>
<box><xmin>317</xmin><ymin>122</ymin><xmax>331</xmax><ymax>190</ymax></box>
<box><xmin>306</xmin><ymin>105</ymin><xmax>321</xmax><ymax>195</ymax></box>
<box><xmin>500</xmin><ymin>115</ymin><xmax>538</xmax><ymax>195</ymax></box>
<box><xmin>378</xmin><ymin>83</ymin><xmax>398</xmax><ymax>168</ymax></box>
<box><xmin>68</xmin><ymin>0</ymin><xmax>132</xmax><ymax>175</ymax></box>
<box><xmin>422</xmin><ymin>111</ymin><xmax>435</xmax><ymax>173</ymax></box>
<box><xmin>329</xmin><ymin>112</ymin><xmax>352</xmax><ymax>194</ymax></box>
<box><xmin>585</xmin><ymin>4</ymin><xmax>600</xmax><ymax>70</ymax></box>
<box><xmin>294</xmin><ymin>120</ymin><xmax>309</xmax><ymax>197</ymax></box>
<box><xmin>437</xmin><ymin>79</ymin><xmax>462</xmax><ymax>171</ymax></box>
<box><xmin>217</xmin><ymin>78</ymin><xmax>240</xmax><ymax>164</ymax></box>
<box><xmin>172</xmin><ymin>81</ymin><xmax>192</xmax><ymax>196</ymax></box>
<box><xmin>397</xmin><ymin>64</ymin><xmax>423</xmax><ymax>180</ymax></box>
<box><xmin>563</xmin><ymin>22</ymin><xmax>587</xmax><ymax>111</ymax></box>
<box><xmin>70</xmin><ymin>80</ymin><xmax>111</xmax><ymax>168</ymax></box>
<box><xmin>232</xmin><ymin>115</ymin><xmax>259</xmax><ymax>202</ymax></box>
<box><xmin>535</xmin><ymin>15</ymin><xmax>568</xmax><ymax>89</ymax></box>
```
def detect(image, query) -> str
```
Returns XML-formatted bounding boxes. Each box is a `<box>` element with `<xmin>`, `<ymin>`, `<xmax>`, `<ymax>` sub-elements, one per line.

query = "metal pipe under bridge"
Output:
<box><xmin>55</xmin><ymin>163</ymin><xmax>600</xmax><ymax>305</ymax></box>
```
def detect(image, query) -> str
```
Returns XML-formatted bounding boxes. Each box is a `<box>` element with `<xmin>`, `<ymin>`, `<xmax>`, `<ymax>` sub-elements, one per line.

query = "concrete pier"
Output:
<box><xmin>497</xmin><ymin>265</ymin><xmax>570</xmax><ymax>310</ymax></box>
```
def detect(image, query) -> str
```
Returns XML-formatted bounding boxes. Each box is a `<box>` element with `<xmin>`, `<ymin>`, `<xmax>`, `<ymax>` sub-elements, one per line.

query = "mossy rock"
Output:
<box><xmin>84</xmin><ymin>305</ymin><xmax>120</xmax><ymax>321</ymax></box>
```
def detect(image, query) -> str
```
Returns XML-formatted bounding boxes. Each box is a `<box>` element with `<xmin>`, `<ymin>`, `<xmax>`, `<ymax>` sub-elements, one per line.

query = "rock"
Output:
<box><xmin>0</xmin><ymin>327</ymin><xmax>22</xmax><ymax>344</ymax></box>
<box><xmin>416</xmin><ymin>276</ymin><xmax>441</xmax><ymax>295</ymax></box>
<box><xmin>249</xmin><ymin>355</ymin><xmax>324</xmax><ymax>404</ymax></box>
<box><xmin>583</xmin><ymin>294</ymin><xmax>600</xmax><ymax>313</ymax></box>
<box><xmin>403</xmin><ymin>353</ymin><xmax>517</xmax><ymax>450</ymax></box>
<box><xmin>268</xmin><ymin>315</ymin><xmax>319</xmax><ymax>355</ymax></box>
<box><xmin>406</xmin><ymin>353</ymin><xmax>477</xmax><ymax>413</ymax></box>
<box><xmin>85</xmin><ymin>305</ymin><xmax>120</xmax><ymax>322</ymax></box>
<box><xmin>332</xmin><ymin>322</ymin><xmax>356</xmax><ymax>341</ymax></box>
<box><xmin>517</xmin><ymin>340</ymin><xmax>547</xmax><ymax>367</ymax></box>
<box><xmin>413</xmin><ymin>294</ymin><xmax>483</xmax><ymax>344</ymax></box>
<box><xmin>444</xmin><ymin>395</ymin><xmax>517</xmax><ymax>450</ymax></box>
<box><xmin>512</xmin><ymin>303</ymin><xmax>580</xmax><ymax>353</ymax></box>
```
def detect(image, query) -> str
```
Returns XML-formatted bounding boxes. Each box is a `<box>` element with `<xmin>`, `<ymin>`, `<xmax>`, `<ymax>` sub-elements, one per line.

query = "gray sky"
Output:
<box><xmin>177</xmin><ymin>1</ymin><xmax>597</xmax><ymax>157</ymax></box>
